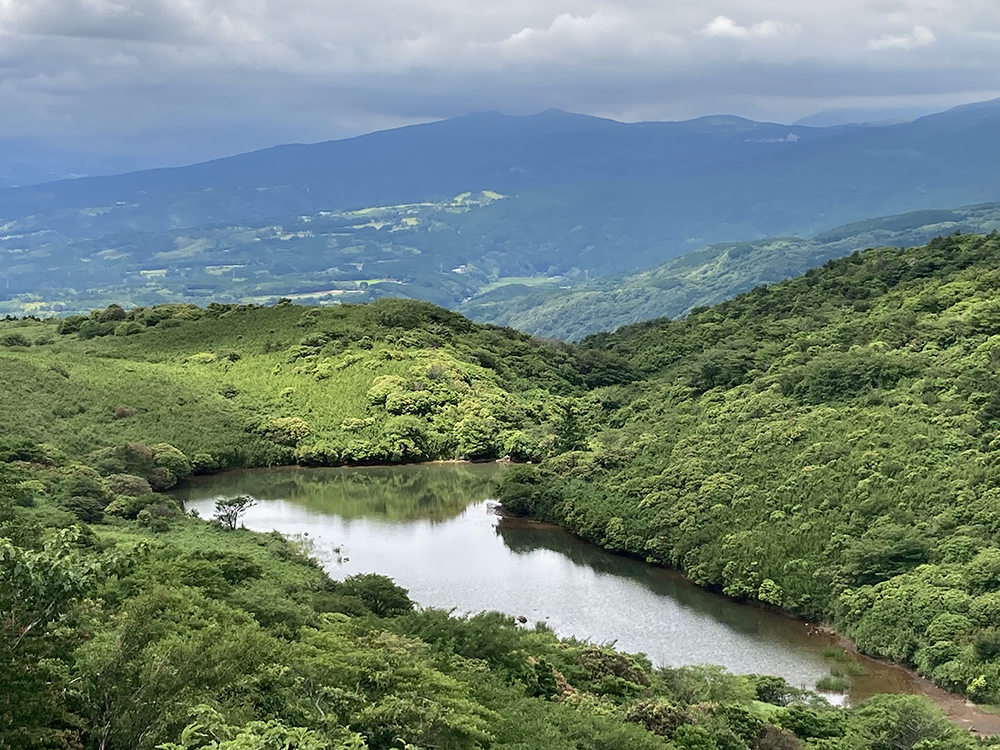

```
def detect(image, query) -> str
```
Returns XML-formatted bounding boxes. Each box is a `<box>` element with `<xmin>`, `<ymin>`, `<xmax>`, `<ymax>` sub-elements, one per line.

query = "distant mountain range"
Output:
<box><xmin>1</xmin><ymin>99</ymin><xmax>998</xmax><ymax>330</ymax></box>
<box><xmin>0</xmin><ymin>140</ymin><xmax>152</xmax><ymax>189</ymax></box>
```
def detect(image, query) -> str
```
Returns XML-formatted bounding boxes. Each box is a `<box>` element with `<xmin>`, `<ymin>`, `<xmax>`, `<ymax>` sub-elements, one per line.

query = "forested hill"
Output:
<box><xmin>6</xmin><ymin>300</ymin><xmax>989</xmax><ymax>748</ymax></box>
<box><xmin>5</xmin><ymin>234</ymin><xmax>1000</xmax><ymax>747</ymax></box>
<box><xmin>500</xmin><ymin>231</ymin><xmax>1000</xmax><ymax>705</ymax></box>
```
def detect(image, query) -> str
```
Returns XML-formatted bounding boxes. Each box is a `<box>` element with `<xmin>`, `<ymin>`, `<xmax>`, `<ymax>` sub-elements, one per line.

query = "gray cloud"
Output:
<box><xmin>0</xmin><ymin>0</ymin><xmax>998</xmax><ymax>166</ymax></box>
<box><xmin>867</xmin><ymin>25</ymin><xmax>936</xmax><ymax>50</ymax></box>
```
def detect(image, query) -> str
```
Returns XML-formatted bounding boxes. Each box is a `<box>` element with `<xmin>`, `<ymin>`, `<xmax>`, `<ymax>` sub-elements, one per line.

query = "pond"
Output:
<box><xmin>175</xmin><ymin>462</ymin><xmax>937</xmax><ymax>706</ymax></box>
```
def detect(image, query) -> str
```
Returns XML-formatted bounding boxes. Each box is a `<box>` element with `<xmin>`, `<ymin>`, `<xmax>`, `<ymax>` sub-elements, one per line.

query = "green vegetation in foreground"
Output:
<box><xmin>499</xmin><ymin>231</ymin><xmax>1000</xmax><ymax>705</ymax></box>
<box><xmin>2</xmin><ymin>448</ymin><xmax>992</xmax><ymax>750</ymax></box>
<box><xmin>460</xmin><ymin>204</ymin><xmax>1000</xmax><ymax>340</ymax></box>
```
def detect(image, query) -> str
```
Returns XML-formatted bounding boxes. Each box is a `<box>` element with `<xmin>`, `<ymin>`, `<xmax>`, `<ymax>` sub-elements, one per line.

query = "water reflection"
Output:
<box><xmin>175</xmin><ymin>462</ymin><xmax>498</xmax><ymax>522</ymax></box>
<box><xmin>498</xmin><ymin>517</ymin><xmax>812</xmax><ymax>641</ymax></box>
<box><xmin>178</xmin><ymin>463</ymin><xmax>926</xmax><ymax>703</ymax></box>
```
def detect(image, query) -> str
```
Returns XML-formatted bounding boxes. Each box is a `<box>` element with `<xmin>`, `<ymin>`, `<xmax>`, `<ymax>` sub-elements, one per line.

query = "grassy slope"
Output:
<box><xmin>0</xmin><ymin>298</ymin><xmax>620</xmax><ymax>466</ymax></box>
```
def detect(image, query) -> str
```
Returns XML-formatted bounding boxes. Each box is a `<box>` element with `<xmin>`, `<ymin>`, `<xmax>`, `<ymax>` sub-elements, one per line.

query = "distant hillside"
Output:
<box><xmin>1</xmin><ymin>100</ymin><xmax>1000</xmax><ymax>317</ymax></box>
<box><xmin>0</xmin><ymin>191</ymin><xmax>512</xmax><ymax>316</ymax></box>
<box><xmin>461</xmin><ymin>203</ymin><xmax>1000</xmax><ymax>340</ymax></box>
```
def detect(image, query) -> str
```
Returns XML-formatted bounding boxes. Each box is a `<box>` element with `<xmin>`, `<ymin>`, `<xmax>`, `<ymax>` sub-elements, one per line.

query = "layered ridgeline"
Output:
<box><xmin>3</xmin><ymin>100</ymin><xmax>1000</xmax><ymax>317</ymax></box>
<box><xmin>461</xmin><ymin>204</ymin><xmax>1000</xmax><ymax>341</ymax></box>
<box><xmin>500</xmin><ymin>231</ymin><xmax>1000</xmax><ymax>705</ymax></box>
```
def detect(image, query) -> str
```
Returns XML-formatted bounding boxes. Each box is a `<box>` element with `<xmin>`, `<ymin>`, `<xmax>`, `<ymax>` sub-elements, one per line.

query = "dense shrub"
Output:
<box><xmin>106</xmin><ymin>492</ymin><xmax>163</xmax><ymax>519</ymax></box>
<box><xmin>61</xmin><ymin>494</ymin><xmax>105</xmax><ymax>523</ymax></box>
<box><xmin>0</xmin><ymin>333</ymin><xmax>31</xmax><ymax>347</ymax></box>
<box><xmin>336</xmin><ymin>573</ymin><xmax>414</xmax><ymax>617</ymax></box>
<box><xmin>259</xmin><ymin>417</ymin><xmax>312</xmax><ymax>446</ymax></box>
<box><xmin>106</xmin><ymin>474</ymin><xmax>153</xmax><ymax>497</ymax></box>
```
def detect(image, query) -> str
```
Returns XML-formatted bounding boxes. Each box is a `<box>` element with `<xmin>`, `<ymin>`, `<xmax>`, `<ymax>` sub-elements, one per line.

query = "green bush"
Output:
<box><xmin>0</xmin><ymin>333</ymin><xmax>31</xmax><ymax>347</ymax></box>
<box><xmin>624</xmin><ymin>699</ymin><xmax>690</xmax><ymax>736</ymax></box>
<box><xmin>55</xmin><ymin>466</ymin><xmax>111</xmax><ymax>504</ymax></box>
<box><xmin>966</xmin><ymin>548</ymin><xmax>1000</xmax><ymax>595</ymax></box>
<box><xmin>151</xmin><ymin>444</ymin><xmax>192</xmax><ymax>483</ymax></box>
<box><xmin>106</xmin><ymin>474</ymin><xmax>153</xmax><ymax>497</ymax></box>
<box><xmin>106</xmin><ymin>492</ymin><xmax>161</xmax><ymax>519</ymax></box>
<box><xmin>336</xmin><ymin>573</ymin><xmax>413</xmax><ymax>617</ymax></box>
<box><xmin>973</xmin><ymin>627</ymin><xmax>1000</xmax><ymax>662</ymax></box>
<box><xmin>61</xmin><ymin>494</ymin><xmax>105</xmax><ymax>523</ymax></box>
<box><xmin>259</xmin><ymin>417</ymin><xmax>312</xmax><ymax>447</ymax></box>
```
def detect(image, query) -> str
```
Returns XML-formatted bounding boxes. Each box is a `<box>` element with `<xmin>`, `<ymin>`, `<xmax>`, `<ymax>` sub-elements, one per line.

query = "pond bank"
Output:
<box><xmin>176</xmin><ymin>462</ymin><xmax>999</xmax><ymax>734</ymax></box>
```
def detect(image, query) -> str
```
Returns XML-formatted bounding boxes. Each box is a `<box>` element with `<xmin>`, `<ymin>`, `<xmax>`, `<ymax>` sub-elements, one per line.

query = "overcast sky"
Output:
<box><xmin>1</xmin><ymin>0</ymin><xmax>999</xmax><ymax>165</ymax></box>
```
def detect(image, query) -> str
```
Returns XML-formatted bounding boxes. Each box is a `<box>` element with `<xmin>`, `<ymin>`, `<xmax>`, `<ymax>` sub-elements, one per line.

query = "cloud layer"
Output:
<box><xmin>0</xmin><ymin>0</ymin><xmax>998</xmax><ymax>164</ymax></box>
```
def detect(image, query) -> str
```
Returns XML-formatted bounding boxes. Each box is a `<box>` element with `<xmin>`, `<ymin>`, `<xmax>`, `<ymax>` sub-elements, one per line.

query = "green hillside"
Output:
<box><xmin>499</xmin><ymin>231</ymin><xmax>1000</xmax><ymax>704</ymax></box>
<box><xmin>0</xmin><ymin>297</ymin><xmax>633</xmax><ymax>467</ymax></box>
<box><xmin>461</xmin><ymin>204</ymin><xmax>1000</xmax><ymax>340</ymax></box>
<box><xmin>6</xmin><ymin>233</ymin><xmax>1000</xmax><ymax>748</ymax></box>
<box><xmin>5</xmin><ymin>301</ymin><xmax>988</xmax><ymax>750</ymax></box>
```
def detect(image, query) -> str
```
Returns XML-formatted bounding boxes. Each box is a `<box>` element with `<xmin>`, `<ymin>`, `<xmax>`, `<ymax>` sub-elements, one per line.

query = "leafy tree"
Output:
<box><xmin>336</xmin><ymin>574</ymin><xmax>413</xmax><ymax>617</ymax></box>
<box><xmin>214</xmin><ymin>495</ymin><xmax>256</xmax><ymax>530</ymax></box>
<box><xmin>844</xmin><ymin>695</ymin><xmax>974</xmax><ymax>750</ymax></box>
<box><xmin>0</xmin><ymin>528</ymin><xmax>112</xmax><ymax>749</ymax></box>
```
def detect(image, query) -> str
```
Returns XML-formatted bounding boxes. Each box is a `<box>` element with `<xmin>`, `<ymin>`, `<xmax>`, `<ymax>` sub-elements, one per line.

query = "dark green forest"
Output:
<box><xmin>500</xmin><ymin>231</ymin><xmax>1000</xmax><ymax>705</ymax></box>
<box><xmin>5</xmin><ymin>232</ymin><xmax>1000</xmax><ymax>748</ymax></box>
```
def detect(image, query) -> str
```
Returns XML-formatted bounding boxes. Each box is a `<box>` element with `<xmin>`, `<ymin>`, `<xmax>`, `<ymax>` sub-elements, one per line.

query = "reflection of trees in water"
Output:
<box><xmin>176</xmin><ymin>463</ymin><xmax>502</xmax><ymax>522</ymax></box>
<box><xmin>496</xmin><ymin>519</ymin><xmax>803</xmax><ymax>639</ymax></box>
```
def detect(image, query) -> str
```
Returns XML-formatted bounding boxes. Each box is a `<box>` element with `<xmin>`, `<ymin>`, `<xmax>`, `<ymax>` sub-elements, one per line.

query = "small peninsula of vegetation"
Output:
<box><xmin>4</xmin><ymin>232</ymin><xmax>1000</xmax><ymax>748</ymax></box>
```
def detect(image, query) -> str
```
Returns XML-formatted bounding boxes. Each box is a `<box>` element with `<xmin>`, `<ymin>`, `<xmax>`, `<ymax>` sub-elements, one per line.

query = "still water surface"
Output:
<box><xmin>176</xmin><ymin>462</ymin><xmax>928</xmax><ymax>704</ymax></box>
